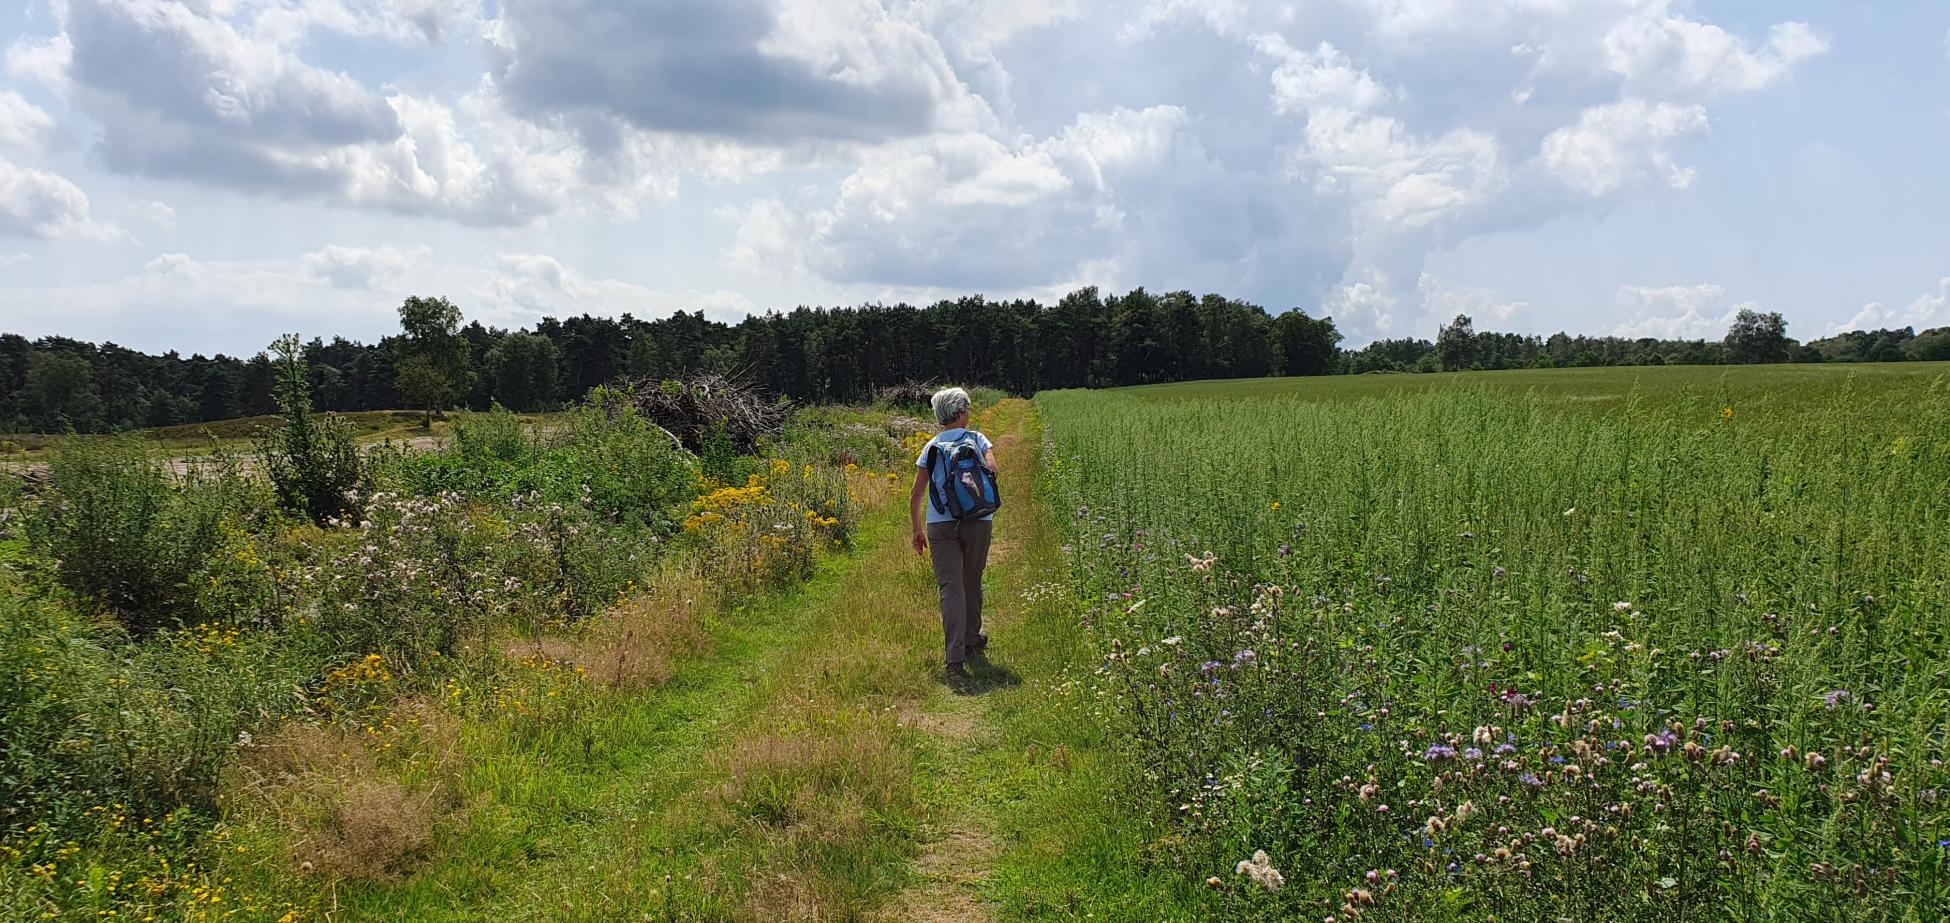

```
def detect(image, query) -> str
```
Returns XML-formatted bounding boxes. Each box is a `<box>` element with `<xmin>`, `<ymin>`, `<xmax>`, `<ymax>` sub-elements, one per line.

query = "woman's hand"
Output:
<box><xmin>911</xmin><ymin>530</ymin><xmax>928</xmax><ymax>555</ymax></box>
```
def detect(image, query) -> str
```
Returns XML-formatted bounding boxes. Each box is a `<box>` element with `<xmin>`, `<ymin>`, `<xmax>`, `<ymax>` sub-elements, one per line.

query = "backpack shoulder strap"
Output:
<box><xmin>923</xmin><ymin>443</ymin><xmax>946</xmax><ymax>514</ymax></box>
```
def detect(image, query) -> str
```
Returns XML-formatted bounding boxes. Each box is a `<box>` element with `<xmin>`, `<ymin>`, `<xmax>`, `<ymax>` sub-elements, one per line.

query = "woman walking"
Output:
<box><xmin>910</xmin><ymin>387</ymin><xmax>998</xmax><ymax>681</ymax></box>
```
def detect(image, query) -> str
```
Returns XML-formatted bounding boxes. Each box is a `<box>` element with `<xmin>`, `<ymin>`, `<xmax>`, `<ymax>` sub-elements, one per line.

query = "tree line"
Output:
<box><xmin>4</xmin><ymin>288</ymin><xmax>1947</xmax><ymax>434</ymax></box>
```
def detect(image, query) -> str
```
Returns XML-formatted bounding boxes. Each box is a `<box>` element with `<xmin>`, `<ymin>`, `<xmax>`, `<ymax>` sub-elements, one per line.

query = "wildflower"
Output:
<box><xmin>1613</xmin><ymin>601</ymin><xmax>1634</xmax><ymax>613</ymax></box>
<box><xmin>1519</xmin><ymin>773</ymin><xmax>1543</xmax><ymax>788</ymax></box>
<box><xmin>1269</xmin><ymin>501</ymin><xmax>1281</xmax><ymax>511</ymax></box>
<box><xmin>1821</xmin><ymin>689</ymin><xmax>1851</xmax><ymax>710</ymax></box>
<box><xmin>1234</xmin><ymin>850</ymin><xmax>1285</xmax><ymax>892</ymax></box>
<box><xmin>1422</xmin><ymin>744</ymin><xmax>1459</xmax><ymax>762</ymax></box>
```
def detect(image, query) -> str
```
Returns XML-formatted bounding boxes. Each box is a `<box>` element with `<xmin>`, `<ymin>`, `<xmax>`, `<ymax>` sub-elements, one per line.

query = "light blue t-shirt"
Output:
<box><xmin>916</xmin><ymin>427</ymin><xmax>995</xmax><ymax>524</ymax></box>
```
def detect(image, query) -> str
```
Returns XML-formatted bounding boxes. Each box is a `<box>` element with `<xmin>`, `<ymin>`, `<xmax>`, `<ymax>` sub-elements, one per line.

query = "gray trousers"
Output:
<box><xmin>926</xmin><ymin>519</ymin><xmax>993</xmax><ymax>665</ymax></box>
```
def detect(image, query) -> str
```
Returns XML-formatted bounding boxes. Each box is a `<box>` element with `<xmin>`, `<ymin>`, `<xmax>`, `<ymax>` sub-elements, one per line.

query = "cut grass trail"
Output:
<box><xmin>247</xmin><ymin>398</ymin><xmax>1200</xmax><ymax>921</ymax></box>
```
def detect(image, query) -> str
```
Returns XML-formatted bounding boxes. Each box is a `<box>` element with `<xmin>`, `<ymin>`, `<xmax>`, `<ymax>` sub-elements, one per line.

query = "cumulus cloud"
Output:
<box><xmin>727</xmin><ymin>105</ymin><xmax>1222</xmax><ymax>292</ymax></box>
<box><xmin>1541</xmin><ymin>98</ymin><xmax>1709</xmax><ymax>195</ymax></box>
<box><xmin>1834</xmin><ymin>278</ymin><xmax>1950</xmax><ymax>333</ymax></box>
<box><xmin>479</xmin><ymin>252</ymin><xmax>755</xmax><ymax>325</ymax></box>
<box><xmin>13</xmin><ymin>0</ymin><xmax>645</xmax><ymax>224</ymax></box>
<box><xmin>0</xmin><ymin>156</ymin><xmax>116</xmax><ymax>239</ymax></box>
<box><xmin>303</xmin><ymin>244</ymin><xmax>428</xmax><ymax>290</ymax></box>
<box><xmin>1611</xmin><ymin>283</ymin><xmax>1748</xmax><ymax>340</ymax></box>
<box><xmin>1</xmin><ymin>248</ymin><xmax>750</xmax><ymax>354</ymax></box>
<box><xmin>489</xmin><ymin>0</ymin><xmax>980</xmax><ymax>144</ymax></box>
<box><xmin>1</xmin><ymin>0</ymin><xmax>1837</xmax><ymax>342</ymax></box>
<box><xmin>1602</xmin><ymin>12</ymin><xmax>1828</xmax><ymax>97</ymax></box>
<box><xmin>1418</xmin><ymin>273</ymin><xmax>1528</xmax><ymax>330</ymax></box>
<box><xmin>0</xmin><ymin>90</ymin><xmax>56</xmax><ymax>151</ymax></box>
<box><xmin>137</xmin><ymin>200</ymin><xmax>174</xmax><ymax>231</ymax></box>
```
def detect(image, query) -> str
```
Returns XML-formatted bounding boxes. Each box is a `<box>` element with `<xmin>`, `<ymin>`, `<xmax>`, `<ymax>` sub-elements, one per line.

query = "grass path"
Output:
<box><xmin>266</xmin><ymin>398</ymin><xmax>1200</xmax><ymax>921</ymax></box>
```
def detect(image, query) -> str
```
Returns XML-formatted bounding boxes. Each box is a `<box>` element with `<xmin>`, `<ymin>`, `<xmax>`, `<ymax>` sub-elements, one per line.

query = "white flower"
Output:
<box><xmin>1234</xmin><ymin>849</ymin><xmax>1285</xmax><ymax>892</ymax></box>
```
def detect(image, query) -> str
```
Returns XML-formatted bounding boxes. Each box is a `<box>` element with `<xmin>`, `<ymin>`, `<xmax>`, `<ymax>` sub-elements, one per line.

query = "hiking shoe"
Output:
<box><xmin>945</xmin><ymin>662</ymin><xmax>971</xmax><ymax>681</ymax></box>
<box><xmin>966</xmin><ymin>632</ymin><xmax>989</xmax><ymax>654</ymax></box>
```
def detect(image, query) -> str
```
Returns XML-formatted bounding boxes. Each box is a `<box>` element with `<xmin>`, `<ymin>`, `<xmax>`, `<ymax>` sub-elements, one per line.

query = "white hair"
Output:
<box><xmin>930</xmin><ymin>387</ymin><xmax>972</xmax><ymax>427</ymax></box>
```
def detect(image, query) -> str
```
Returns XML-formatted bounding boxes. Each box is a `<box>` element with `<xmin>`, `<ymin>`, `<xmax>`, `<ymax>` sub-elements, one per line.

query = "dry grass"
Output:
<box><xmin>499</xmin><ymin>571</ymin><xmax>711</xmax><ymax>691</ymax></box>
<box><xmin>295</xmin><ymin>779</ymin><xmax>440</xmax><ymax>881</ymax></box>
<box><xmin>227</xmin><ymin>700</ymin><xmax>464</xmax><ymax>883</ymax></box>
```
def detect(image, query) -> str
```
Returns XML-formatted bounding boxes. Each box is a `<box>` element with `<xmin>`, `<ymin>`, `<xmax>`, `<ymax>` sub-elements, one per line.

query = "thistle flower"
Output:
<box><xmin>1234</xmin><ymin>850</ymin><xmax>1285</xmax><ymax>892</ymax></box>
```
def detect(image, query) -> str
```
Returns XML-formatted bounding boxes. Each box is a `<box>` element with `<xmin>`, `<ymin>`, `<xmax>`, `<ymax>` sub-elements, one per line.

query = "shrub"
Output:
<box><xmin>25</xmin><ymin>441</ymin><xmax>269</xmax><ymax>634</ymax></box>
<box><xmin>308</xmin><ymin>490</ymin><xmax>654</xmax><ymax>671</ymax></box>
<box><xmin>387</xmin><ymin>403</ymin><xmax>696</xmax><ymax>531</ymax></box>
<box><xmin>0</xmin><ymin>592</ymin><xmax>320</xmax><ymax>835</ymax></box>
<box><xmin>259</xmin><ymin>334</ymin><xmax>369</xmax><ymax>525</ymax></box>
<box><xmin>682</xmin><ymin>458</ymin><xmax>850</xmax><ymax>604</ymax></box>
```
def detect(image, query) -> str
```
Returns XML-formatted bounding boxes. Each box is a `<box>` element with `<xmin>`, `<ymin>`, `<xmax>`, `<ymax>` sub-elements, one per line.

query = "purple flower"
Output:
<box><xmin>1463</xmin><ymin>747</ymin><xmax>1484</xmax><ymax>761</ymax></box>
<box><xmin>1519</xmin><ymin>773</ymin><xmax>1543</xmax><ymax>788</ymax></box>
<box><xmin>1822</xmin><ymin>690</ymin><xmax>1851</xmax><ymax>710</ymax></box>
<box><xmin>1423</xmin><ymin>744</ymin><xmax>1459</xmax><ymax>762</ymax></box>
<box><xmin>1233</xmin><ymin>649</ymin><xmax>1258</xmax><ymax>665</ymax></box>
<box><xmin>1494</xmin><ymin>743</ymin><xmax>1515</xmax><ymax>755</ymax></box>
<box><xmin>1648</xmin><ymin>729</ymin><xmax>1678</xmax><ymax>753</ymax></box>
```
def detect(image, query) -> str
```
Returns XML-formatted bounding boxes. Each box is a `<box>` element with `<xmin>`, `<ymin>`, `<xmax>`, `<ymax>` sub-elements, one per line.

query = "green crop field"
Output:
<box><xmin>1041</xmin><ymin>365</ymin><xmax>1950</xmax><ymax>921</ymax></box>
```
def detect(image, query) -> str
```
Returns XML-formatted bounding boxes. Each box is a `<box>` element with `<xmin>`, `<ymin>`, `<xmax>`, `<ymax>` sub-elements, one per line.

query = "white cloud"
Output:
<box><xmin>303</xmin><ymin>244</ymin><xmax>428</xmax><ymax>290</ymax></box>
<box><xmin>1602</xmin><ymin>12</ymin><xmax>1827</xmax><ymax>97</ymax></box>
<box><xmin>0</xmin><ymin>90</ymin><xmax>56</xmax><ymax>151</ymax></box>
<box><xmin>1834</xmin><ymin>278</ymin><xmax>1950</xmax><ymax>333</ymax></box>
<box><xmin>2</xmin><ymin>248</ymin><xmax>752</xmax><ymax>354</ymax></box>
<box><xmin>1253</xmin><ymin>36</ymin><xmax>1393</xmax><ymax>115</ymax></box>
<box><xmin>478</xmin><ymin>252</ymin><xmax>755</xmax><ymax>325</ymax></box>
<box><xmin>1418</xmin><ymin>273</ymin><xmax>1528</xmax><ymax>330</ymax></box>
<box><xmin>1611</xmin><ymin>283</ymin><xmax>1747</xmax><ymax>339</ymax></box>
<box><xmin>728</xmin><ymin>104</ymin><xmax>1229</xmax><ymax>295</ymax></box>
<box><xmin>138</xmin><ymin>200</ymin><xmax>175</xmax><ymax>231</ymax></box>
<box><xmin>1541</xmin><ymin>98</ymin><xmax>1708</xmax><ymax>196</ymax></box>
<box><xmin>0</xmin><ymin>155</ymin><xmax>117</xmax><ymax>240</ymax></box>
<box><xmin>1329</xmin><ymin>274</ymin><xmax>1400</xmax><ymax>336</ymax></box>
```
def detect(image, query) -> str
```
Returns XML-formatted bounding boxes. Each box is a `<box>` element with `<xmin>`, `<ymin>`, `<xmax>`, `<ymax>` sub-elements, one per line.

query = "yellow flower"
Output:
<box><xmin>1269</xmin><ymin>501</ymin><xmax>1280</xmax><ymax>511</ymax></box>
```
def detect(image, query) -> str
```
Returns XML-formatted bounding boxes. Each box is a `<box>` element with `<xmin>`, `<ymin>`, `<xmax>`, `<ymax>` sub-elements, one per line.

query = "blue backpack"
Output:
<box><xmin>926</xmin><ymin>431</ymin><xmax>1001</xmax><ymax>521</ymax></box>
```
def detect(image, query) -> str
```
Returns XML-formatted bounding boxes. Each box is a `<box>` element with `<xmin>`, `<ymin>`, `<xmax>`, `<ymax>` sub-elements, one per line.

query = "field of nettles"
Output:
<box><xmin>1041</xmin><ymin>375</ymin><xmax>1950</xmax><ymax>921</ymax></box>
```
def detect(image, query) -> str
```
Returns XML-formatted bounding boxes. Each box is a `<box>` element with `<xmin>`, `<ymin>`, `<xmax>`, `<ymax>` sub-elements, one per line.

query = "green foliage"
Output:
<box><xmin>1042</xmin><ymin>369</ymin><xmax>1950</xmax><ymax>921</ymax></box>
<box><xmin>25</xmin><ymin>441</ymin><xmax>270</xmax><ymax>635</ymax></box>
<box><xmin>259</xmin><ymin>333</ymin><xmax>369</xmax><ymax>525</ymax></box>
<box><xmin>1724</xmin><ymin>307</ymin><xmax>1793</xmax><ymax>364</ymax></box>
<box><xmin>21</xmin><ymin>352</ymin><xmax>105</xmax><ymax>434</ymax></box>
<box><xmin>388</xmin><ymin>403</ymin><xmax>697</xmax><ymax>531</ymax></box>
<box><xmin>395</xmin><ymin>296</ymin><xmax>473</xmax><ymax>424</ymax></box>
<box><xmin>698</xmin><ymin>418</ymin><xmax>758</xmax><ymax>486</ymax></box>
<box><xmin>0</xmin><ymin>590</ymin><xmax>321</xmax><ymax>834</ymax></box>
<box><xmin>484</xmin><ymin>332</ymin><xmax>561</xmax><ymax>412</ymax></box>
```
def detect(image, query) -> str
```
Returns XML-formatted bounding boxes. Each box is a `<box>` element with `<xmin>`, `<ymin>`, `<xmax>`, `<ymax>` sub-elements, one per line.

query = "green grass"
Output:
<box><xmin>1117</xmin><ymin>361</ymin><xmax>1950</xmax><ymax>421</ymax></box>
<box><xmin>0</xmin><ymin>410</ymin><xmax>560</xmax><ymax>462</ymax></box>
<box><xmin>1038</xmin><ymin>365</ymin><xmax>1950</xmax><ymax>921</ymax></box>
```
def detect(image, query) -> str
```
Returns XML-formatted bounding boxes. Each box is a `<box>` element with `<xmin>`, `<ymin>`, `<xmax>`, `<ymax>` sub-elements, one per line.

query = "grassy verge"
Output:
<box><xmin>869</xmin><ymin>399</ymin><xmax>1210</xmax><ymax>921</ymax></box>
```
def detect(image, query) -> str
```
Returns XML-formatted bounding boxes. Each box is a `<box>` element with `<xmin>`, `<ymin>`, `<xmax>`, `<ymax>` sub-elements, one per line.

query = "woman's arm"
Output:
<box><xmin>982</xmin><ymin>449</ymin><xmax>997</xmax><ymax>473</ymax></box>
<box><xmin>909</xmin><ymin>469</ymin><xmax>929</xmax><ymax>555</ymax></box>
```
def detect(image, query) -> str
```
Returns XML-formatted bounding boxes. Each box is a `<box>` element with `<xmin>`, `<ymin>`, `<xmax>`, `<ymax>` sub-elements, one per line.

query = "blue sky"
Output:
<box><xmin>1</xmin><ymin>0</ymin><xmax>1946</xmax><ymax>356</ymax></box>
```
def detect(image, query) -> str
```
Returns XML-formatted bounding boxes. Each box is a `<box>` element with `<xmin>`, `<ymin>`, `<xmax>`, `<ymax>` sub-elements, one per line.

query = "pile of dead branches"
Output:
<box><xmin>605</xmin><ymin>373</ymin><xmax>791</xmax><ymax>455</ymax></box>
<box><xmin>876</xmin><ymin>381</ymin><xmax>939</xmax><ymax>412</ymax></box>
